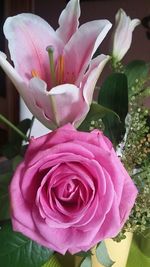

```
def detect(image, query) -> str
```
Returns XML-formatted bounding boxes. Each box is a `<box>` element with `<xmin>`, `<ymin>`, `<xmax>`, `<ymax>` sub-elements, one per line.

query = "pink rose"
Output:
<box><xmin>10</xmin><ymin>124</ymin><xmax>137</xmax><ymax>254</ymax></box>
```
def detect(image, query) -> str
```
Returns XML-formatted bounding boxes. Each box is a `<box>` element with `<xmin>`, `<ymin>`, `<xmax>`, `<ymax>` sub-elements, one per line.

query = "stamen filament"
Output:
<box><xmin>46</xmin><ymin>46</ymin><xmax>56</xmax><ymax>87</ymax></box>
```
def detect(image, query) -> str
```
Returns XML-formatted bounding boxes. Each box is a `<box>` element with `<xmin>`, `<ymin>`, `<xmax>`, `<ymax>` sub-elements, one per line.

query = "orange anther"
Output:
<box><xmin>31</xmin><ymin>70</ymin><xmax>40</xmax><ymax>78</ymax></box>
<box><xmin>58</xmin><ymin>55</ymin><xmax>64</xmax><ymax>84</ymax></box>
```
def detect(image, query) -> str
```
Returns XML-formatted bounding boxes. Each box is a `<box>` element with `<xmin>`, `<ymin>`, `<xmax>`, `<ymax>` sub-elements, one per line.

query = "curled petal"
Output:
<box><xmin>73</xmin><ymin>54</ymin><xmax>110</xmax><ymax>127</ymax></box>
<box><xmin>0</xmin><ymin>52</ymin><xmax>25</xmax><ymax>94</ymax></box>
<box><xmin>111</xmin><ymin>9</ymin><xmax>140</xmax><ymax>61</ymax></box>
<box><xmin>48</xmin><ymin>84</ymin><xmax>85</xmax><ymax>127</ymax></box>
<box><xmin>0</xmin><ymin>53</ymin><xmax>55</xmax><ymax>129</ymax></box>
<box><xmin>28</xmin><ymin>78</ymin><xmax>57</xmax><ymax>129</ymax></box>
<box><xmin>82</xmin><ymin>54</ymin><xmax>110</xmax><ymax>105</ymax></box>
<box><xmin>56</xmin><ymin>0</ymin><xmax>80</xmax><ymax>44</ymax></box>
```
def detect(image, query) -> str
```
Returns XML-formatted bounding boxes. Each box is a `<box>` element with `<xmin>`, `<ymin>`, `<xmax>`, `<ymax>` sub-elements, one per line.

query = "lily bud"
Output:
<box><xmin>111</xmin><ymin>9</ymin><xmax>140</xmax><ymax>63</ymax></box>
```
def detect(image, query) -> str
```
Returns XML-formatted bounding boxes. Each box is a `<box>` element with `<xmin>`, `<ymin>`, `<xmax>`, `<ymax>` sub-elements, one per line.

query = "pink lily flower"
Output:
<box><xmin>0</xmin><ymin>0</ymin><xmax>111</xmax><ymax>129</ymax></box>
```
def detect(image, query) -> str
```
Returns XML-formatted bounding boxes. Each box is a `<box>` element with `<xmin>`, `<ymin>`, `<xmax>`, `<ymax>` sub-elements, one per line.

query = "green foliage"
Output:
<box><xmin>42</xmin><ymin>254</ymin><xmax>62</xmax><ymax>267</ymax></box>
<box><xmin>134</xmin><ymin>232</ymin><xmax>150</xmax><ymax>258</ymax></box>
<box><xmin>98</xmin><ymin>73</ymin><xmax>128</xmax><ymax>122</ymax></box>
<box><xmin>0</xmin><ymin>171</ymin><xmax>12</xmax><ymax>221</ymax></box>
<box><xmin>0</xmin><ymin>155</ymin><xmax>23</xmax><ymax>221</ymax></box>
<box><xmin>0</xmin><ymin>119</ymin><xmax>31</xmax><ymax>159</ymax></box>
<box><xmin>0</xmin><ymin>221</ymin><xmax>54</xmax><ymax>267</ymax></box>
<box><xmin>98</xmin><ymin>73</ymin><xmax>128</xmax><ymax>145</ymax></box>
<box><xmin>125</xmin><ymin>60</ymin><xmax>149</xmax><ymax>97</ymax></box>
<box><xmin>127</xmin><ymin>235</ymin><xmax>150</xmax><ymax>267</ymax></box>
<box><xmin>78</xmin><ymin>102</ymin><xmax>120</xmax><ymax>134</ymax></box>
<box><xmin>96</xmin><ymin>241</ymin><xmax>115</xmax><ymax>267</ymax></box>
<box><xmin>76</xmin><ymin>250</ymin><xmax>93</xmax><ymax>258</ymax></box>
<box><xmin>12</xmin><ymin>155</ymin><xmax>23</xmax><ymax>170</ymax></box>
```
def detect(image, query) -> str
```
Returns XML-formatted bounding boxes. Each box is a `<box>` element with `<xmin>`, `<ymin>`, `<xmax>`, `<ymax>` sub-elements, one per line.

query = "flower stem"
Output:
<box><xmin>27</xmin><ymin>116</ymin><xmax>35</xmax><ymax>139</ymax></box>
<box><xmin>0</xmin><ymin>114</ymin><xmax>29</xmax><ymax>141</ymax></box>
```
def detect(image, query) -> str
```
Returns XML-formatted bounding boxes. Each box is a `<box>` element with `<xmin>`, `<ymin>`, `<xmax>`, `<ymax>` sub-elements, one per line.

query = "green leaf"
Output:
<box><xmin>102</xmin><ymin>113</ymin><xmax>123</xmax><ymax>146</ymax></box>
<box><xmin>0</xmin><ymin>159</ymin><xmax>12</xmax><ymax>175</ymax></box>
<box><xmin>42</xmin><ymin>254</ymin><xmax>62</xmax><ymax>267</ymax></box>
<box><xmin>98</xmin><ymin>73</ymin><xmax>128</xmax><ymax>145</ymax></box>
<box><xmin>0</xmin><ymin>155</ymin><xmax>23</xmax><ymax>221</ymax></box>
<box><xmin>12</xmin><ymin>155</ymin><xmax>23</xmax><ymax>170</ymax></box>
<box><xmin>0</xmin><ymin>171</ymin><xmax>12</xmax><ymax>221</ymax></box>
<box><xmin>0</xmin><ymin>114</ymin><xmax>28</xmax><ymax>142</ymax></box>
<box><xmin>125</xmin><ymin>60</ymin><xmax>149</xmax><ymax>95</ymax></box>
<box><xmin>1</xmin><ymin>119</ymin><xmax>31</xmax><ymax>159</ymax></box>
<box><xmin>98</xmin><ymin>73</ymin><xmax>128</xmax><ymax>122</ymax></box>
<box><xmin>55</xmin><ymin>253</ymin><xmax>75</xmax><ymax>267</ymax></box>
<box><xmin>134</xmin><ymin>232</ymin><xmax>150</xmax><ymax>258</ymax></box>
<box><xmin>127</xmin><ymin>235</ymin><xmax>150</xmax><ymax>267</ymax></box>
<box><xmin>80</xmin><ymin>256</ymin><xmax>92</xmax><ymax>267</ymax></box>
<box><xmin>0</xmin><ymin>221</ymin><xmax>54</xmax><ymax>267</ymax></box>
<box><xmin>78</xmin><ymin>102</ymin><xmax>120</xmax><ymax>132</ymax></box>
<box><xmin>96</xmin><ymin>241</ymin><xmax>115</xmax><ymax>267</ymax></box>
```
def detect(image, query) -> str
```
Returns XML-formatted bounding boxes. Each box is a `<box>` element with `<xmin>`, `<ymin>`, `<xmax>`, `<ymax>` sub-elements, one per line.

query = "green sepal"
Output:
<box><xmin>96</xmin><ymin>241</ymin><xmax>115</xmax><ymax>267</ymax></box>
<box><xmin>0</xmin><ymin>220</ymin><xmax>54</xmax><ymax>267</ymax></box>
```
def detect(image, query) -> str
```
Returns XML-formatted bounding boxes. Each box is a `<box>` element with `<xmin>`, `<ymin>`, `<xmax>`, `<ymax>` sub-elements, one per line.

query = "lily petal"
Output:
<box><xmin>3</xmin><ymin>13</ymin><xmax>63</xmax><ymax>86</ymax></box>
<box><xmin>1</xmin><ymin>1</ymin><xmax>112</xmax><ymax>130</ymax></box>
<box><xmin>73</xmin><ymin>54</ymin><xmax>110</xmax><ymax>128</ymax></box>
<box><xmin>82</xmin><ymin>54</ymin><xmax>110</xmax><ymax>105</ymax></box>
<box><xmin>64</xmin><ymin>20</ymin><xmax>112</xmax><ymax>85</ymax></box>
<box><xmin>56</xmin><ymin>0</ymin><xmax>80</xmax><ymax>44</ymax></box>
<box><xmin>0</xmin><ymin>52</ymin><xmax>55</xmax><ymax>129</ymax></box>
<box><xmin>48</xmin><ymin>84</ymin><xmax>85</xmax><ymax>127</ymax></box>
<box><xmin>28</xmin><ymin>78</ymin><xmax>57</xmax><ymax>129</ymax></box>
<box><xmin>0</xmin><ymin>52</ymin><xmax>26</xmax><ymax>96</ymax></box>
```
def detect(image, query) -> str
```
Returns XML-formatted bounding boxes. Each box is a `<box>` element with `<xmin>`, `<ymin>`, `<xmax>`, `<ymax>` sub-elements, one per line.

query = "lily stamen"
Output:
<box><xmin>58</xmin><ymin>55</ymin><xmax>64</xmax><ymax>84</ymax></box>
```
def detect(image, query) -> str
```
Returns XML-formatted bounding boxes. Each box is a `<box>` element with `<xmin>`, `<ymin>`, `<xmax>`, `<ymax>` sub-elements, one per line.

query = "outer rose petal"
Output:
<box><xmin>3</xmin><ymin>13</ymin><xmax>63</xmax><ymax>86</ymax></box>
<box><xmin>56</xmin><ymin>0</ymin><xmax>80</xmax><ymax>44</ymax></box>
<box><xmin>111</xmin><ymin>9</ymin><xmax>140</xmax><ymax>61</ymax></box>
